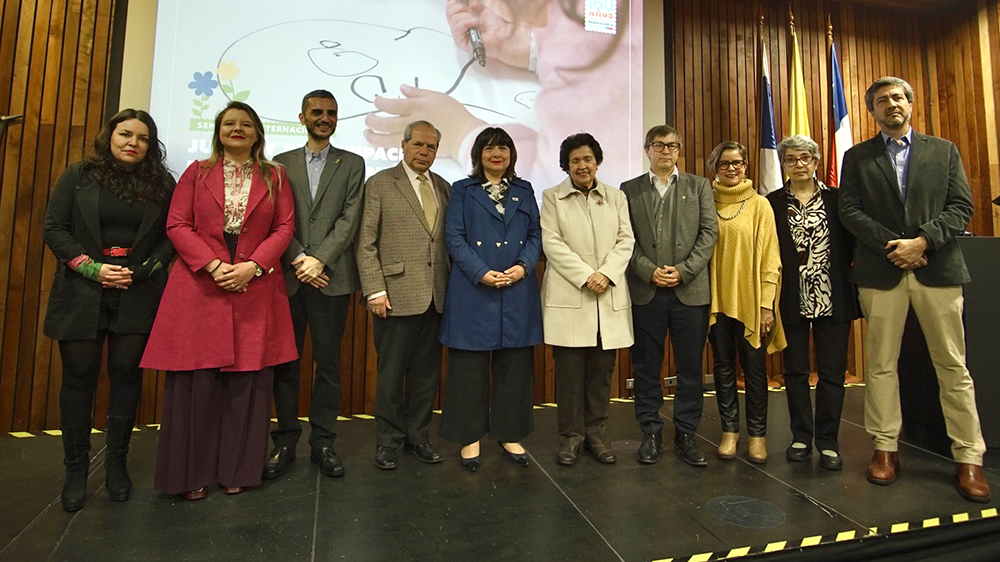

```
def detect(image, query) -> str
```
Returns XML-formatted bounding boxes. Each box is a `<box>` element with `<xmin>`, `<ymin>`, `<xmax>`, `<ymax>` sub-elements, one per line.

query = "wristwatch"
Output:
<box><xmin>251</xmin><ymin>261</ymin><xmax>264</xmax><ymax>277</ymax></box>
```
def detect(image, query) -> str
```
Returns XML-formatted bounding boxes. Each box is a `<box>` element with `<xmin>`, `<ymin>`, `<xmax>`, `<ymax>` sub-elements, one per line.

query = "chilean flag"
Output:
<box><xmin>827</xmin><ymin>42</ymin><xmax>853</xmax><ymax>187</ymax></box>
<box><xmin>758</xmin><ymin>35</ymin><xmax>782</xmax><ymax>194</ymax></box>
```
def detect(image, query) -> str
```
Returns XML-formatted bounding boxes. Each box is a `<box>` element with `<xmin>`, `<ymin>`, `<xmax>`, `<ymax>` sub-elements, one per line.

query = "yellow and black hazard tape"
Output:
<box><xmin>653</xmin><ymin>507</ymin><xmax>998</xmax><ymax>562</ymax></box>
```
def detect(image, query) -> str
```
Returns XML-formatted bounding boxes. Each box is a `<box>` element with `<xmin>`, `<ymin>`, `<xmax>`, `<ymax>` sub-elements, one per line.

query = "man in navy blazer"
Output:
<box><xmin>839</xmin><ymin>76</ymin><xmax>989</xmax><ymax>502</ymax></box>
<box><xmin>621</xmin><ymin>125</ymin><xmax>718</xmax><ymax>466</ymax></box>
<box><xmin>266</xmin><ymin>90</ymin><xmax>365</xmax><ymax>479</ymax></box>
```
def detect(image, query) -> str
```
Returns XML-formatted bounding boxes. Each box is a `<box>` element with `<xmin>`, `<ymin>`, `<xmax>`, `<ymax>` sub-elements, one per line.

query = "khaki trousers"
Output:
<box><xmin>858</xmin><ymin>271</ymin><xmax>985</xmax><ymax>464</ymax></box>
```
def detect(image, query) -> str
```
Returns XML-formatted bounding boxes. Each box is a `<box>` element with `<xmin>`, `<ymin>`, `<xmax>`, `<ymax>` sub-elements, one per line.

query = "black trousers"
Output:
<box><xmin>710</xmin><ymin>314</ymin><xmax>768</xmax><ymax>437</ymax></box>
<box><xmin>58</xmin><ymin>330</ymin><xmax>148</xmax><ymax>426</ymax></box>
<box><xmin>782</xmin><ymin>317</ymin><xmax>851</xmax><ymax>452</ymax></box>
<box><xmin>553</xmin><ymin>343</ymin><xmax>617</xmax><ymax>447</ymax></box>
<box><xmin>372</xmin><ymin>305</ymin><xmax>442</xmax><ymax>448</ymax></box>
<box><xmin>272</xmin><ymin>286</ymin><xmax>350</xmax><ymax>449</ymax></box>
<box><xmin>632</xmin><ymin>287</ymin><xmax>709</xmax><ymax>437</ymax></box>
<box><xmin>438</xmin><ymin>347</ymin><xmax>534</xmax><ymax>444</ymax></box>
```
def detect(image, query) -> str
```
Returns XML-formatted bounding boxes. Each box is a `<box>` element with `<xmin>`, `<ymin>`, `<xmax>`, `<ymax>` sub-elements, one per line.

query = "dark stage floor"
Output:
<box><xmin>1</xmin><ymin>386</ymin><xmax>998</xmax><ymax>562</ymax></box>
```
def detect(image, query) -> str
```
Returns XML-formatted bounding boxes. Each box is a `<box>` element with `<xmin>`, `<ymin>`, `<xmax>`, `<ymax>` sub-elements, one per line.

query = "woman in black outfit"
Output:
<box><xmin>767</xmin><ymin>134</ymin><xmax>858</xmax><ymax>471</ymax></box>
<box><xmin>43</xmin><ymin>109</ymin><xmax>174</xmax><ymax>511</ymax></box>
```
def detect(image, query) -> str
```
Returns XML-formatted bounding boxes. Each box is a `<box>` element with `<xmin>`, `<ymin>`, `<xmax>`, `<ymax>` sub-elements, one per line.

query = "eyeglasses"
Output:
<box><xmin>648</xmin><ymin>141</ymin><xmax>681</xmax><ymax>153</ymax></box>
<box><xmin>716</xmin><ymin>160</ymin><xmax>746</xmax><ymax>170</ymax></box>
<box><xmin>782</xmin><ymin>155</ymin><xmax>816</xmax><ymax>167</ymax></box>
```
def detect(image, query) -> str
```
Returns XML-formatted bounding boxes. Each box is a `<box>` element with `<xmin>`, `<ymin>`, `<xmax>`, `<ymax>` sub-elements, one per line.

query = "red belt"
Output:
<box><xmin>102</xmin><ymin>246</ymin><xmax>131</xmax><ymax>257</ymax></box>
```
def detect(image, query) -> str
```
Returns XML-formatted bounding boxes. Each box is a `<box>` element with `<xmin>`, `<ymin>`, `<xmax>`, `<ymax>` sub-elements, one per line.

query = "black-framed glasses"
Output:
<box><xmin>782</xmin><ymin>155</ymin><xmax>816</xmax><ymax>167</ymax></box>
<box><xmin>648</xmin><ymin>141</ymin><xmax>681</xmax><ymax>153</ymax></box>
<box><xmin>717</xmin><ymin>160</ymin><xmax>746</xmax><ymax>170</ymax></box>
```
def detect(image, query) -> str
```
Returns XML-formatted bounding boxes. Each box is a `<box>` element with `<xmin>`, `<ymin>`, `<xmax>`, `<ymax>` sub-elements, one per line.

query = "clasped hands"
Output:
<box><xmin>886</xmin><ymin>236</ymin><xmax>928</xmax><ymax>270</ymax></box>
<box><xmin>651</xmin><ymin>265</ymin><xmax>682</xmax><ymax>288</ymax></box>
<box><xmin>585</xmin><ymin>272</ymin><xmax>611</xmax><ymax>295</ymax></box>
<box><xmin>292</xmin><ymin>255</ymin><xmax>329</xmax><ymax>289</ymax></box>
<box><xmin>481</xmin><ymin>264</ymin><xmax>527</xmax><ymax>289</ymax></box>
<box><xmin>97</xmin><ymin>264</ymin><xmax>132</xmax><ymax>289</ymax></box>
<box><xmin>207</xmin><ymin>259</ymin><xmax>256</xmax><ymax>293</ymax></box>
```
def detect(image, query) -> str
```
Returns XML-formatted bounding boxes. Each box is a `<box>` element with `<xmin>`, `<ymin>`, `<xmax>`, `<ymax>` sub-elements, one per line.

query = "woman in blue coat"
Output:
<box><xmin>439</xmin><ymin>127</ymin><xmax>543</xmax><ymax>471</ymax></box>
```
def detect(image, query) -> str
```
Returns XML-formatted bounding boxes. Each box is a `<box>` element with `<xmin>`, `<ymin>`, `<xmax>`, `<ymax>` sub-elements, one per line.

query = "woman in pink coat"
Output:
<box><xmin>141</xmin><ymin>101</ymin><xmax>296</xmax><ymax>500</ymax></box>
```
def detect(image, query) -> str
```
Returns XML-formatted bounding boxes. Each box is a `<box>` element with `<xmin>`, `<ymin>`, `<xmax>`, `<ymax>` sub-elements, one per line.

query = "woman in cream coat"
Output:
<box><xmin>541</xmin><ymin>133</ymin><xmax>635</xmax><ymax>466</ymax></box>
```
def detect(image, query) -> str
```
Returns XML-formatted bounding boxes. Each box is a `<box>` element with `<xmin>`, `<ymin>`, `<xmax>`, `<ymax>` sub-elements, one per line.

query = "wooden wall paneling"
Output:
<box><xmin>724</xmin><ymin>0</ymin><xmax>734</xmax><ymax>144</ymax></box>
<box><xmin>347</xmin><ymin>301</ymin><xmax>365</xmax><ymax>414</ymax></box>
<box><xmin>960</xmin><ymin>5</ymin><xmax>986</xmax><ymax>235</ymax></box>
<box><xmin>39</xmin><ymin>0</ymin><xmax>75</xmax><ymax>431</ymax></box>
<box><xmin>7</xmin><ymin>0</ymin><xmax>52</xmax><ymax>433</ymax></box>
<box><xmin>0</xmin><ymin>1</ymin><xmax>33</xmax><ymax>433</ymax></box>
<box><xmin>26</xmin><ymin>0</ymin><xmax>71</xmax><ymax>431</ymax></box>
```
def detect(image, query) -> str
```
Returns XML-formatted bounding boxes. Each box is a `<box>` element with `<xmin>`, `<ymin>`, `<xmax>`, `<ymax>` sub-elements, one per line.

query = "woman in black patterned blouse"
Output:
<box><xmin>767</xmin><ymin>135</ymin><xmax>858</xmax><ymax>471</ymax></box>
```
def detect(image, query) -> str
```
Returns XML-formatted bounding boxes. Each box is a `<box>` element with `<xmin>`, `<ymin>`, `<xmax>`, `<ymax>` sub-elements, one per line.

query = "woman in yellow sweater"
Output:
<box><xmin>706</xmin><ymin>141</ymin><xmax>785</xmax><ymax>464</ymax></box>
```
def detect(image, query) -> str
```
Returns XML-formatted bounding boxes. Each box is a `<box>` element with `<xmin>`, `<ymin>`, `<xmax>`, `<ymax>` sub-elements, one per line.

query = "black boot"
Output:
<box><xmin>104</xmin><ymin>416</ymin><xmax>134</xmax><ymax>502</ymax></box>
<box><xmin>61</xmin><ymin>420</ymin><xmax>92</xmax><ymax>512</ymax></box>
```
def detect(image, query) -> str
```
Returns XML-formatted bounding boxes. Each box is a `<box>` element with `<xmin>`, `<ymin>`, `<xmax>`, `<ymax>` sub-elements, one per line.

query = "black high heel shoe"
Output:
<box><xmin>461</xmin><ymin>443</ymin><xmax>481</xmax><ymax>472</ymax></box>
<box><xmin>499</xmin><ymin>441</ymin><xmax>529</xmax><ymax>467</ymax></box>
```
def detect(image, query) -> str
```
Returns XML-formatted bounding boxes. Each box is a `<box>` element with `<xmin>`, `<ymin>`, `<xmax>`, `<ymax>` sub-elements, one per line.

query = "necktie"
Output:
<box><xmin>418</xmin><ymin>174</ymin><xmax>437</xmax><ymax>227</ymax></box>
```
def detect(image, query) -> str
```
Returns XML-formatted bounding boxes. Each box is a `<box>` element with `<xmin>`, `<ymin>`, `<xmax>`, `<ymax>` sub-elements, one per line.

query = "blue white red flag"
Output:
<box><xmin>758</xmin><ymin>36</ymin><xmax>782</xmax><ymax>194</ymax></box>
<box><xmin>827</xmin><ymin>42</ymin><xmax>853</xmax><ymax>187</ymax></box>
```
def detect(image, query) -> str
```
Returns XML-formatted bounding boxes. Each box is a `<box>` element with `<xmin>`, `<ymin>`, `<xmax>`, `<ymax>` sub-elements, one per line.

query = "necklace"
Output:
<box><xmin>717</xmin><ymin>200</ymin><xmax>747</xmax><ymax>221</ymax></box>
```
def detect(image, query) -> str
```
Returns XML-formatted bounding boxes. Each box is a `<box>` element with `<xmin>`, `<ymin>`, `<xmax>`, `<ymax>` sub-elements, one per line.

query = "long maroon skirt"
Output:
<box><xmin>154</xmin><ymin>368</ymin><xmax>273</xmax><ymax>495</ymax></box>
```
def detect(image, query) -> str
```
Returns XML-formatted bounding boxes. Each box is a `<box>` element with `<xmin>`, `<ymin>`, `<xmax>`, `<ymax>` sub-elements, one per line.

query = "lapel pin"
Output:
<box><xmin>512</xmin><ymin>196</ymin><xmax>519</xmax><ymax>202</ymax></box>
<box><xmin>496</xmin><ymin>242</ymin><xmax>502</xmax><ymax>247</ymax></box>
<box><xmin>477</xmin><ymin>241</ymin><xmax>482</xmax><ymax>246</ymax></box>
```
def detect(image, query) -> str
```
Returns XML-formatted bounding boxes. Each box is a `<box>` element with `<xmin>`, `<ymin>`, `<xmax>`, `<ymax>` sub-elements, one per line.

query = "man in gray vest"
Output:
<box><xmin>621</xmin><ymin>125</ymin><xmax>718</xmax><ymax>466</ymax></box>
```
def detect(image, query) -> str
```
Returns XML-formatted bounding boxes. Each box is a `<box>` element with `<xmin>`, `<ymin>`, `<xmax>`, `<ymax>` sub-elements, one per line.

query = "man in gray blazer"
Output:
<box><xmin>356</xmin><ymin>120</ymin><xmax>450</xmax><ymax>470</ymax></box>
<box><xmin>266</xmin><ymin>90</ymin><xmax>364</xmax><ymax>480</ymax></box>
<box><xmin>621</xmin><ymin>125</ymin><xmax>718</xmax><ymax>466</ymax></box>
<box><xmin>839</xmin><ymin>76</ymin><xmax>989</xmax><ymax>502</ymax></box>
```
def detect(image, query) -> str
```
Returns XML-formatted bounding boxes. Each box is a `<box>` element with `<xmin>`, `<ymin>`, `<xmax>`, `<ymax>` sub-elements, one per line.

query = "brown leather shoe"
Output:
<box><xmin>556</xmin><ymin>445</ymin><xmax>580</xmax><ymax>466</ymax></box>
<box><xmin>748</xmin><ymin>436</ymin><xmax>767</xmax><ymax>464</ymax></box>
<box><xmin>867</xmin><ymin>450</ymin><xmax>899</xmax><ymax>485</ymax></box>
<box><xmin>584</xmin><ymin>442</ymin><xmax>617</xmax><ymax>464</ymax></box>
<box><xmin>956</xmin><ymin>463</ymin><xmax>991</xmax><ymax>503</ymax></box>
<box><xmin>717</xmin><ymin>432</ymin><xmax>739</xmax><ymax>460</ymax></box>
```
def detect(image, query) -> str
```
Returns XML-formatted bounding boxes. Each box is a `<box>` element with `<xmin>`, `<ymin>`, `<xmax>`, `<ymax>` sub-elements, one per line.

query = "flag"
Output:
<box><xmin>758</xmin><ymin>35</ymin><xmax>782</xmax><ymax>194</ymax></box>
<box><xmin>827</xmin><ymin>41</ymin><xmax>852</xmax><ymax>187</ymax></box>
<box><xmin>788</xmin><ymin>29</ymin><xmax>811</xmax><ymax>138</ymax></box>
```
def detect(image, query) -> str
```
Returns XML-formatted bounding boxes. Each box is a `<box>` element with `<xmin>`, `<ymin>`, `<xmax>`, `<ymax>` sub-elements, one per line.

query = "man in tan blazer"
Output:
<box><xmin>356</xmin><ymin>120</ymin><xmax>450</xmax><ymax>470</ymax></box>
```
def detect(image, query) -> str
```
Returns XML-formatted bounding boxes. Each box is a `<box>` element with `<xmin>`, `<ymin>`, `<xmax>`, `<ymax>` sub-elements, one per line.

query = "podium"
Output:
<box><xmin>898</xmin><ymin>237</ymin><xmax>1000</xmax><ymax>453</ymax></box>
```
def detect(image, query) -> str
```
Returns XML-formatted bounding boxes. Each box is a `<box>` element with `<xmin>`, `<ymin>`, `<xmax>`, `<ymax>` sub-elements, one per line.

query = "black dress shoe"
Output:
<box><xmin>499</xmin><ymin>442</ymin><xmax>529</xmax><ymax>467</ymax></box>
<box><xmin>460</xmin><ymin>455</ymin><xmax>481</xmax><ymax>472</ymax></box>
<box><xmin>819</xmin><ymin>451</ymin><xmax>843</xmax><ymax>471</ymax></box>
<box><xmin>263</xmin><ymin>446</ymin><xmax>296</xmax><ymax>480</ymax></box>
<box><xmin>556</xmin><ymin>445</ymin><xmax>579</xmax><ymax>466</ymax></box>
<box><xmin>404</xmin><ymin>442</ymin><xmax>443</xmax><ymax>464</ymax></box>
<box><xmin>311</xmin><ymin>446</ymin><xmax>345</xmax><ymax>477</ymax></box>
<box><xmin>785</xmin><ymin>443</ymin><xmax>811</xmax><ymax>462</ymax></box>
<box><xmin>584</xmin><ymin>442</ymin><xmax>617</xmax><ymax>464</ymax></box>
<box><xmin>637</xmin><ymin>432</ymin><xmax>663</xmax><ymax>464</ymax></box>
<box><xmin>374</xmin><ymin>446</ymin><xmax>398</xmax><ymax>470</ymax></box>
<box><xmin>673</xmin><ymin>433</ymin><xmax>707</xmax><ymax>467</ymax></box>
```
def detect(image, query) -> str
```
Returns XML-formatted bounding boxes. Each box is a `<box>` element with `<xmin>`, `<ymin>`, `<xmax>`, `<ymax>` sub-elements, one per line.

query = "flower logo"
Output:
<box><xmin>216</xmin><ymin>61</ymin><xmax>250</xmax><ymax>102</ymax></box>
<box><xmin>216</xmin><ymin>61</ymin><xmax>240</xmax><ymax>82</ymax></box>
<box><xmin>188</xmin><ymin>71</ymin><xmax>219</xmax><ymax>97</ymax></box>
